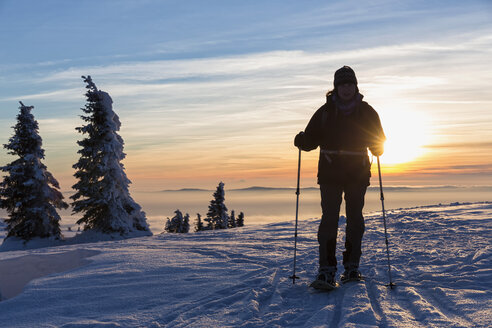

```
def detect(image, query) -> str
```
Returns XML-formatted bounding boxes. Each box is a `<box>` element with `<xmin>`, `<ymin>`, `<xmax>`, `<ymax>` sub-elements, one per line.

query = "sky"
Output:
<box><xmin>0</xmin><ymin>0</ymin><xmax>491</xmax><ymax>191</ymax></box>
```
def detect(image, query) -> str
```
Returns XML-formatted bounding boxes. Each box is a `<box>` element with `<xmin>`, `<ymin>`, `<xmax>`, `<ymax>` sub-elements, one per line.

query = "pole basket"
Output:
<box><xmin>290</xmin><ymin>275</ymin><xmax>300</xmax><ymax>284</ymax></box>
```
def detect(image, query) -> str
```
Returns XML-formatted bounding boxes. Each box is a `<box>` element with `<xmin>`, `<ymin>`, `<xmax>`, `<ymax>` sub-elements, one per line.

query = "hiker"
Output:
<box><xmin>294</xmin><ymin>66</ymin><xmax>386</xmax><ymax>286</ymax></box>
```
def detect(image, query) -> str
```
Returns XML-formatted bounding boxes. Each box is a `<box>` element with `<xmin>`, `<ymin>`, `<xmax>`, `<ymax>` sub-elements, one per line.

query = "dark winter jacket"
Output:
<box><xmin>299</xmin><ymin>93</ymin><xmax>385</xmax><ymax>185</ymax></box>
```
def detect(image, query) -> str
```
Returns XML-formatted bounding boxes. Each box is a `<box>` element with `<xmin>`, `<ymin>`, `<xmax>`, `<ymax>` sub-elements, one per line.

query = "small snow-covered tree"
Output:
<box><xmin>165</xmin><ymin>210</ymin><xmax>189</xmax><ymax>233</ymax></box>
<box><xmin>165</xmin><ymin>210</ymin><xmax>181</xmax><ymax>233</ymax></box>
<box><xmin>71</xmin><ymin>76</ymin><xmax>150</xmax><ymax>235</ymax></box>
<box><xmin>228</xmin><ymin>210</ymin><xmax>237</xmax><ymax>228</ymax></box>
<box><xmin>0</xmin><ymin>102</ymin><xmax>68</xmax><ymax>241</ymax></box>
<box><xmin>236</xmin><ymin>212</ymin><xmax>245</xmax><ymax>227</ymax></box>
<box><xmin>182</xmin><ymin>213</ymin><xmax>190</xmax><ymax>233</ymax></box>
<box><xmin>205</xmin><ymin>182</ymin><xmax>229</xmax><ymax>230</ymax></box>
<box><xmin>195</xmin><ymin>213</ymin><xmax>204</xmax><ymax>232</ymax></box>
<box><xmin>164</xmin><ymin>217</ymin><xmax>172</xmax><ymax>232</ymax></box>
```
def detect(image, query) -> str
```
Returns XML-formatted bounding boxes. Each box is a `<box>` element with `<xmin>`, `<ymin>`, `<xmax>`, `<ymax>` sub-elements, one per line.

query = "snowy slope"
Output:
<box><xmin>0</xmin><ymin>202</ymin><xmax>490</xmax><ymax>327</ymax></box>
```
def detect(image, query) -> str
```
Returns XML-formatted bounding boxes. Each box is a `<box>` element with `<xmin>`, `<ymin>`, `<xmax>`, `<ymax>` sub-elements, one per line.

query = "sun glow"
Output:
<box><xmin>378</xmin><ymin>108</ymin><xmax>429</xmax><ymax>165</ymax></box>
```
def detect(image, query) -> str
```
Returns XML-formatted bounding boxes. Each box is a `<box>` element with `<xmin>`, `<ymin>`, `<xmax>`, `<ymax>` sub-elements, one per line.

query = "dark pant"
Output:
<box><xmin>318</xmin><ymin>183</ymin><xmax>367</xmax><ymax>270</ymax></box>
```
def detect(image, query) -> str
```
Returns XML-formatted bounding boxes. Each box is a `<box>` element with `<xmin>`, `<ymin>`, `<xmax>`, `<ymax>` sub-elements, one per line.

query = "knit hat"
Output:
<box><xmin>334</xmin><ymin>66</ymin><xmax>357</xmax><ymax>87</ymax></box>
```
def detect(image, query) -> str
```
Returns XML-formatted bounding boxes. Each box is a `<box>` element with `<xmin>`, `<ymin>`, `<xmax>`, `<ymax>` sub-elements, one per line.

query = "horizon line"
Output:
<box><xmin>57</xmin><ymin>184</ymin><xmax>492</xmax><ymax>194</ymax></box>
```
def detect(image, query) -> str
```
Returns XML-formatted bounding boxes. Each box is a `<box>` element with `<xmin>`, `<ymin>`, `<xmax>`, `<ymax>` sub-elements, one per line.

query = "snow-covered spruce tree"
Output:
<box><xmin>71</xmin><ymin>76</ymin><xmax>150</xmax><ymax>235</ymax></box>
<box><xmin>164</xmin><ymin>210</ymin><xmax>181</xmax><ymax>233</ymax></box>
<box><xmin>164</xmin><ymin>210</ymin><xmax>189</xmax><ymax>233</ymax></box>
<box><xmin>203</xmin><ymin>216</ymin><xmax>212</xmax><ymax>230</ymax></box>
<box><xmin>182</xmin><ymin>213</ymin><xmax>190</xmax><ymax>233</ymax></box>
<box><xmin>195</xmin><ymin>213</ymin><xmax>204</xmax><ymax>232</ymax></box>
<box><xmin>236</xmin><ymin>211</ymin><xmax>245</xmax><ymax>227</ymax></box>
<box><xmin>0</xmin><ymin>102</ymin><xmax>68</xmax><ymax>241</ymax></box>
<box><xmin>228</xmin><ymin>210</ymin><xmax>237</xmax><ymax>228</ymax></box>
<box><xmin>205</xmin><ymin>182</ymin><xmax>229</xmax><ymax>230</ymax></box>
<box><xmin>164</xmin><ymin>217</ymin><xmax>172</xmax><ymax>232</ymax></box>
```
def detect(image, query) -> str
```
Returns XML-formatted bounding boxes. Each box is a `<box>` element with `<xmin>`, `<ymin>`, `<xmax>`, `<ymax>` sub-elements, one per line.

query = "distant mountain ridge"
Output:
<box><xmin>159</xmin><ymin>185</ymin><xmax>492</xmax><ymax>192</ymax></box>
<box><xmin>231</xmin><ymin>186</ymin><xmax>318</xmax><ymax>191</ymax></box>
<box><xmin>160</xmin><ymin>188</ymin><xmax>210</xmax><ymax>192</ymax></box>
<box><xmin>159</xmin><ymin>186</ymin><xmax>317</xmax><ymax>192</ymax></box>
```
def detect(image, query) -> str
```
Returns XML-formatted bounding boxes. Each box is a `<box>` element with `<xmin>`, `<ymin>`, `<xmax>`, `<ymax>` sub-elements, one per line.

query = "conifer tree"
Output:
<box><xmin>236</xmin><ymin>211</ymin><xmax>245</xmax><ymax>227</ymax></box>
<box><xmin>228</xmin><ymin>210</ymin><xmax>237</xmax><ymax>228</ymax></box>
<box><xmin>0</xmin><ymin>102</ymin><xmax>68</xmax><ymax>241</ymax></box>
<box><xmin>165</xmin><ymin>210</ymin><xmax>189</xmax><ymax>233</ymax></box>
<box><xmin>165</xmin><ymin>210</ymin><xmax>181</xmax><ymax>233</ymax></box>
<box><xmin>71</xmin><ymin>76</ymin><xmax>150</xmax><ymax>235</ymax></box>
<box><xmin>164</xmin><ymin>217</ymin><xmax>171</xmax><ymax>232</ymax></box>
<box><xmin>195</xmin><ymin>213</ymin><xmax>204</xmax><ymax>232</ymax></box>
<box><xmin>182</xmin><ymin>213</ymin><xmax>190</xmax><ymax>233</ymax></box>
<box><xmin>205</xmin><ymin>182</ymin><xmax>229</xmax><ymax>230</ymax></box>
<box><xmin>203</xmin><ymin>215</ymin><xmax>212</xmax><ymax>230</ymax></box>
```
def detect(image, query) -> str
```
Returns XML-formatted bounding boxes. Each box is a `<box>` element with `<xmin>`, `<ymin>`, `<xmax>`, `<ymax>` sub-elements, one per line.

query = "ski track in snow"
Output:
<box><xmin>0</xmin><ymin>202</ymin><xmax>491</xmax><ymax>327</ymax></box>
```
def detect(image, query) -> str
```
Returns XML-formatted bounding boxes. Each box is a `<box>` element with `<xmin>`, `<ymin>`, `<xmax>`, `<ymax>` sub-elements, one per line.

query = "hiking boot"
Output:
<box><xmin>340</xmin><ymin>268</ymin><xmax>362</xmax><ymax>283</ymax></box>
<box><xmin>316</xmin><ymin>266</ymin><xmax>336</xmax><ymax>285</ymax></box>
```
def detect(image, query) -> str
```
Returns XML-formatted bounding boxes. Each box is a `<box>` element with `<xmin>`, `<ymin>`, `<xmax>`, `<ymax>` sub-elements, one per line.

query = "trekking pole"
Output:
<box><xmin>377</xmin><ymin>156</ymin><xmax>396</xmax><ymax>289</ymax></box>
<box><xmin>290</xmin><ymin>147</ymin><xmax>301</xmax><ymax>284</ymax></box>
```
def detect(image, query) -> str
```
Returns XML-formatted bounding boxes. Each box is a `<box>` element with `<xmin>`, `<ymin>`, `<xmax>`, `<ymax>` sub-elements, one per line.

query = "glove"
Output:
<box><xmin>294</xmin><ymin>131</ymin><xmax>305</xmax><ymax>148</ymax></box>
<box><xmin>370</xmin><ymin>144</ymin><xmax>384</xmax><ymax>157</ymax></box>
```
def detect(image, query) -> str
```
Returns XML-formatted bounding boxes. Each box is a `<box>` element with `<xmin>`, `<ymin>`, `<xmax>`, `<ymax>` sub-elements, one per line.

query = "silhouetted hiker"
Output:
<box><xmin>294</xmin><ymin>66</ymin><xmax>386</xmax><ymax>287</ymax></box>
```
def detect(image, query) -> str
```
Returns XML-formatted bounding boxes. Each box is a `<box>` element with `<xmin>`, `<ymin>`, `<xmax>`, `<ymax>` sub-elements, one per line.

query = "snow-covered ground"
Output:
<box><xmin>0</xmin><ymin>202</ymin><xmax>490</xmax><ymax>327</ymax></box>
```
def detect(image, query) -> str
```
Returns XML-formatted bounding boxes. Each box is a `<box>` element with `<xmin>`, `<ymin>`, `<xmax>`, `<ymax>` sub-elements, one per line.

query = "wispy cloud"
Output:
<box><xmin>3</xmin><ymin>36</ymin><xmax>491</xmax><ymax>148</ymax></box>
<box><xmin>34</xmin><ymin>36</ymin><xmax>490</xmax><ymax>84</ymax></box>
<box><xmin>424</xmin><ymin>141</ymin><xmax>492</xmax><ymax>149</ymax></box>
<box><xmin>6</xmin><ymin>34</ymin><xmax>487</xmax><ymax>117</ymax></box>
<box><xmin>2</xmin><ymin>88</ymin><xmax>81</xmax><ymax>102</ymax></box>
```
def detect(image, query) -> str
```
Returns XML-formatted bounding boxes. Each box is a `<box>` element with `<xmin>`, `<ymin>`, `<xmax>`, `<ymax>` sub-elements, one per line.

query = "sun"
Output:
<box><xmin>378</xmin><ymin>108</ymin><xmax>429</xmax><ymax>165</ymax></box>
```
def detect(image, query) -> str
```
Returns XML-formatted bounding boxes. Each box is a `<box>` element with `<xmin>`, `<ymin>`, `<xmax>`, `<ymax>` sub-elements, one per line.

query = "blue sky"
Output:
<box><xmin>1</xmin><ymin>0</ymin><xmax>491</xmax><ymax>190</ymax></box>
<box><xmin>1</xmin><ymin>1</ymin><xmax>489</xmax><ymax>65</ymax></box>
